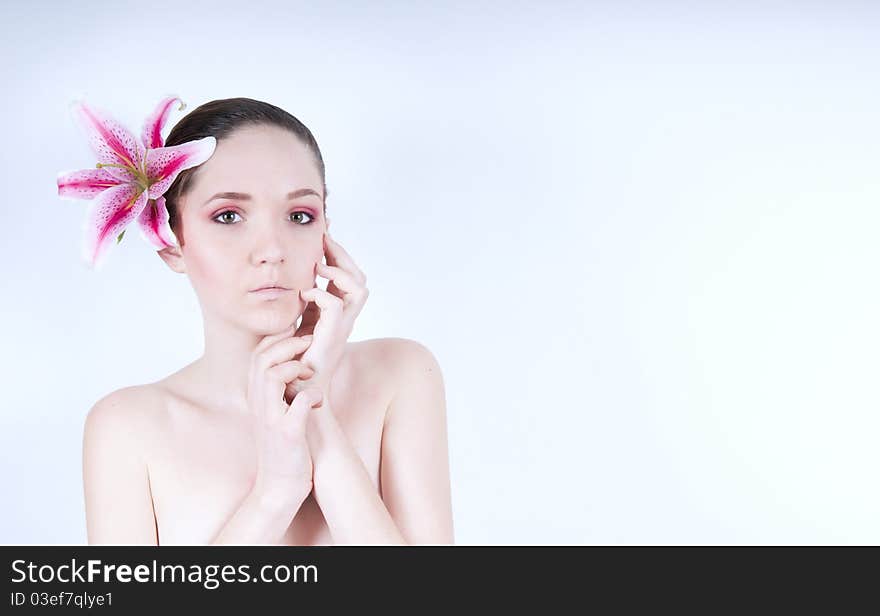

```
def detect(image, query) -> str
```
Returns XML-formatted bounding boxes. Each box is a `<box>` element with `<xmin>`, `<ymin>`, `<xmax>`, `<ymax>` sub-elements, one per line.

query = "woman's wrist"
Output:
<box><xmin>251</xmin><ymin>477</ymin><xmax>311</xmax><ymax>515</ymax></box>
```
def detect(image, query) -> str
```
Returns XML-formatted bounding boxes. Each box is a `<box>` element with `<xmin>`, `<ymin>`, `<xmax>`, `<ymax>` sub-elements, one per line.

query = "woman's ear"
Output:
<box><xmin>157</xmin><ymin>244</ymin><xmax>186</xmax><ymax>274</ymax></box>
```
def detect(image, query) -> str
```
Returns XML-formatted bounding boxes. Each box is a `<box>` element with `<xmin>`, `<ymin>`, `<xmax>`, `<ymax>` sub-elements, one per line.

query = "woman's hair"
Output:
<box><xmin>162</xmin><ymin>97</ymin><xmax>328</xmax><ymax>247</ymax></box>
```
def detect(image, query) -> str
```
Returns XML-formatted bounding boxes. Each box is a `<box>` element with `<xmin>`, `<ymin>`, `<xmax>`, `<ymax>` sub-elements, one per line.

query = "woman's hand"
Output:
<box><xmin>286</xmin><ymin>231</ymin><xmax>369</xmax><ymax>402</ymax></box>
<box><xmin>248</xmin><ymin>327</ymin><xmax>325</xmax><ymax>511</ymax></box>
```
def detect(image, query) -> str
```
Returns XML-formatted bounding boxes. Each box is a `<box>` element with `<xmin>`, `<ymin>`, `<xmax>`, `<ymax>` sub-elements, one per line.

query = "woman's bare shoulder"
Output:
<box><xmin>352</xmin><ymin>337</ymin><xmax>442</xmax><ymax>390</ymax></box>
<box><xmin>83</xmin><ymin>383</ymin><xmax>169</xmax><ymax>443</ymax></box>
<box><xmin>356</xmin><ymin>337</ymin><xmax>437</xmax><ymax>362</ymax></box>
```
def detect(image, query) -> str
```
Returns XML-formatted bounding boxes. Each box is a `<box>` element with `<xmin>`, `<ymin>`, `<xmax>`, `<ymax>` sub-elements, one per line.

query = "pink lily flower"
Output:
<box><xmin>57</xmin><ymin>96</ymin><xmax>216</xmax><ymax>269</ymax></box>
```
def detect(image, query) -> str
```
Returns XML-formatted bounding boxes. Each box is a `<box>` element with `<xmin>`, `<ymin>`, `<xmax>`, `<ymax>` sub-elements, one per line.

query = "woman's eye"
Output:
<box><xmin>214</xmin><ymin>211</ymin><xmax>241</xmax><ymax>224</ymax></box>
<box><xmin>290</xmin><ymin>211</ymin><xmax>315</xmax><ymax>224</ymax></box>
<box><xmin>212</xmin><ymin>210</ymin><xmax>315</xmax><ymax>225</ymax></box>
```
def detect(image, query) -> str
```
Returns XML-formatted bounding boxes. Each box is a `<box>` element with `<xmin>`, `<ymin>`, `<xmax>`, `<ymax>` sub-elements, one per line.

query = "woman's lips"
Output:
<box><xmin>250</xmin><ymin>286</ymin><xmax>293</xmax><ymax>299</ymax></box>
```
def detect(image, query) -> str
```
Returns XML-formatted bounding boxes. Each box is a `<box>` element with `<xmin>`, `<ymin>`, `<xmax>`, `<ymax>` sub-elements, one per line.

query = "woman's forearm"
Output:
<box><xmin>308</xmin><ymin>407</ymin><xmax>407</xmax><ymax>545</ymax></box>
<box><xmin>210</xmin><ymin>483</ymin><xmax>310</xmax><ymax>545</ymax></box>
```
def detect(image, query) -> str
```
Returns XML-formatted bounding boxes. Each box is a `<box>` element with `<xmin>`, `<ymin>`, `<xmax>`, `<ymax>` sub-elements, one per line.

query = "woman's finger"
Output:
<box><xmin>324</xmin><ymin>233</ymin><xmax>366</xmax><ymax>284</ymax></box>
<box><xmin>299</xmin><ymin>287</ymin><xmax>344</xmax><ymax>322</ymax></box>
<box><xmin>253</xmin><ymin>323</ymin><xmax>298</xmax><ymax>355</ymax></box>
<box><xmin>265</xmin><ymin>359</ymin><xmax>316</xmax><ymax>415</ymax></box>
<box><xmin>284</xmin><ymin>389</ymin><xmax>323</xmax><ymax>437</ymax></box>
<box><xmin>267</xmin><ymin>360</ymin><xmax>315</xmax><ymax>388</ymax></box>
<box><xmin>316</xmin><ymin>263</ymin><xmax>369</xmax><ymax>307</ymax></box>
<box><xmin>256</xmin><ymin>335</ymin><xmax>314</xmax><ymax>372</ymax></box>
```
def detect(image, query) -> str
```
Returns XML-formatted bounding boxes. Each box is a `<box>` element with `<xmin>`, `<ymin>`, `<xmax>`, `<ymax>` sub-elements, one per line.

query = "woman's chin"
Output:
<box><xmin>248</xmin><ymin>311</ymin><xmax>302</xmax><ymax>336</ymax></box>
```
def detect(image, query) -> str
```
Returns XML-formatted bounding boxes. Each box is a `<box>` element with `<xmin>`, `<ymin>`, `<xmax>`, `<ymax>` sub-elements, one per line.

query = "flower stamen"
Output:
<box><xmin>95</xmin><ymin>162</ymin><xmax>129</xmax><ymax>170</ymax></box>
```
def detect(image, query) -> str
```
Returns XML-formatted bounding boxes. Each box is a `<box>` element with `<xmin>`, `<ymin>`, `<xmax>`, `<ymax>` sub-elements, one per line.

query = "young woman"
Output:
<box><xmin>80</xmin><ymin>98</ymin><xmax>454</xmax><ymax>545</ymax></box>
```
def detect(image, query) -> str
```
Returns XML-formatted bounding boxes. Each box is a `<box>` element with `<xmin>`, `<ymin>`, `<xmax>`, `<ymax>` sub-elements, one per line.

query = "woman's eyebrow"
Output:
<box><xmin>202</xmin><ymin>188</ymin><xmax>321</xmax><ymax>206</ymax></box>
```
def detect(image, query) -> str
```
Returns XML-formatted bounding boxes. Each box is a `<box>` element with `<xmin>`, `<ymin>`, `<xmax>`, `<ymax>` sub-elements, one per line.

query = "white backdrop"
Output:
<box><xmin>2</xmin><ymin>0</ymin><xmax>879</xmax><ymax>544</ymax></box>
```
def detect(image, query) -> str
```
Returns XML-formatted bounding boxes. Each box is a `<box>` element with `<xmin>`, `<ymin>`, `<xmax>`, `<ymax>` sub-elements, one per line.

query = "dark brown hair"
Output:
<box><xmin>162</xmin><ymin>97</ymin><xmax>328</xmax><ymax>247</ymax></box>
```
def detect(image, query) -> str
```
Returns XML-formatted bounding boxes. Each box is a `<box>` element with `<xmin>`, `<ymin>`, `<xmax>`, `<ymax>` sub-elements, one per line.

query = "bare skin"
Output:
<box><xmin>144</xmin><ymin>340</ymin><xmax>391</xmax><ymax>545</ymax></box>
<box><xmin>82</xmin><ymin>124</ymin><xmax>454</xmax><ymax>545</ymax></box>
<box><xmin>83</xmin><ymin>335</ymin><xmax>453</xmax><ymax>545</ymax></box>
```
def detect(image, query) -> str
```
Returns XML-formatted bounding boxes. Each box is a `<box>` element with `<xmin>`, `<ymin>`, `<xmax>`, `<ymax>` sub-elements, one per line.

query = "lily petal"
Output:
<box><xmin>57</xmin><ymin>167</ymin><xmax>122</xmax><ymax>200</ymax></box>
<box><xmin>146</xmin><ymin>136</ymin><xmax>217</xmax><ymax>199</ymax></box>
<box><xmin>70</xmin><ymin>101</ymin><xmax>146</xmax><ymax>183</ymax></box>
<box><xmin>136</xmin><ymin>196</ymin><xmax>178</xmax><ymax>249</ymax></box>
<box><xmin>82</xmin><ymin>182</ymin><xmax>149</xmax><ymax>270</ymax></box>
<box><xmin>142</xmin><ymin>96</ymin><xmax>184</xmax><ymax>150</ymax></box>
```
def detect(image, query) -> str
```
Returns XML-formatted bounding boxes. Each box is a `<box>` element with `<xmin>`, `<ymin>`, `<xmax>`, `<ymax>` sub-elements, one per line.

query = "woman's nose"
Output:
<box><xmin>251</xmin><ymin>225</ymin><xmax>287</xmax><ymax>264</ymax></box>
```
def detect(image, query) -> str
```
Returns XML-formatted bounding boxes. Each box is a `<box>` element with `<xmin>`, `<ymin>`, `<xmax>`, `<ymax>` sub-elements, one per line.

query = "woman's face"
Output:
<box><xmin>161</xmin><ymin>124</ymin><xmax>326</xmax><ymax>334</ymax></box>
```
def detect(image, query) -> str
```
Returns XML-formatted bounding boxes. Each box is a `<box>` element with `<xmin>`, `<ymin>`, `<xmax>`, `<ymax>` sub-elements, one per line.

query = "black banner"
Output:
<box><xmin>0</xmin><ymin>546</ymin><xmax>871</xmax><ymax>612</ymax></box>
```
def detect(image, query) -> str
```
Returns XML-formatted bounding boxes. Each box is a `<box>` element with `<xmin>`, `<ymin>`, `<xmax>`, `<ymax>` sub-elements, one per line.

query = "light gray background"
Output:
<box><xmin>2</xmin><ymin>0</ymin><xmax>879</xmax><ymax>544</ymax></box>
